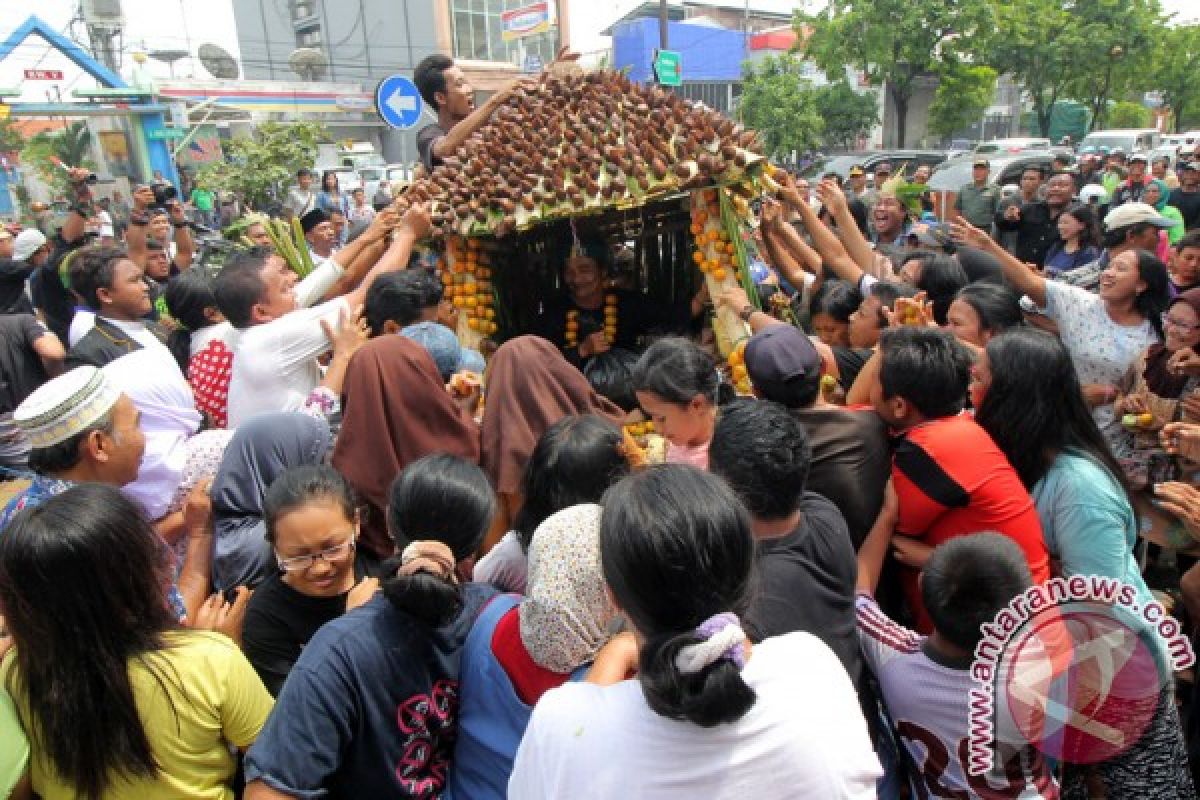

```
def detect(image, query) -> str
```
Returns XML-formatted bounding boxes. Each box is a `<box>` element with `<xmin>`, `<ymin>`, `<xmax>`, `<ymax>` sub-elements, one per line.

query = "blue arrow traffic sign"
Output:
<box><xmin>375</xmin><ymin>74</ymin><xmax>423</xmax><ymax>130</ymax></box>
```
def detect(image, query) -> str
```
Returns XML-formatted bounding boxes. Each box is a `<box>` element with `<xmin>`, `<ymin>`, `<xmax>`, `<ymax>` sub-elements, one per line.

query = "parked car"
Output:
<box><xmin>973</xmin><ymin>138</ymin><xmax>1052</xmax><ymax>155</ymax></box>
<box><xmin>928</xmin><ymin>150</ymin><xmax>1059</xmax><ymax>193</ymax></box>
<box><xmin>801</xmin><ymin>150</ymin><xmax>947</xmax><ymax>182</ymax></box>
<box><xmin>1078</xmin><ymin>128</ymin><xmax>1161</xmax><ymax>154</ymax></box>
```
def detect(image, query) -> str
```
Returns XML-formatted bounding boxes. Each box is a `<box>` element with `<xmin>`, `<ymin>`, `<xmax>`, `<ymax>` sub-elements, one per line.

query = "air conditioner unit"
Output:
<box><xmin>82</xmin><ymin>0</ymin><xmax>125</xmax><ymax>28</ymax></box>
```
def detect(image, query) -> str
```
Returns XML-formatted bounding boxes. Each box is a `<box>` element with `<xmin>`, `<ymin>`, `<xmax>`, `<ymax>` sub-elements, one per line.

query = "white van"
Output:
<box><xmin>1079</xmin><ymin>128</ymin><xmax>1161</xmax><ymax>154</ymax></box>
<box><xmin>1163</xmin><ymin>131</ymin><xmax>1200</xmax><ymax>152</ymax></box>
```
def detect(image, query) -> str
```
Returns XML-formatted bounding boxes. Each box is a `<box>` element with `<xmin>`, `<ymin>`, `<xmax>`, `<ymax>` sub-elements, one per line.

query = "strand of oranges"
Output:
<box><xmin>441</xmin><ymin>236</ymin><xmax>499</xmax><ymax>336</ymax></box>
<box><xmin>726</xmin><ymin>339</ymin><xmax>752</xmax><ymax>395</ymax></box>
<box><xmin>690</xmin><ymin>190</ymin><xmax>737</xmax><ymax>285</ymax></box>
<box><xmin>565</xmin><ymin>293</ymin><xmax>619</xmax><ymax>349</ymax></box>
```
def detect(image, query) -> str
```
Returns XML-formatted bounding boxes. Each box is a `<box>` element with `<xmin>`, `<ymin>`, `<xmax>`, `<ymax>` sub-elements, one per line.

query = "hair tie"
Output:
<box><xmin>398</xmin><ymin>540</ymin><xmax>458</xmax><ymax>583</ymax></box>
<box><xmin>675</xmin><ymin>612</ymin><xmax>746</xmax><ymax>674</ymax></box>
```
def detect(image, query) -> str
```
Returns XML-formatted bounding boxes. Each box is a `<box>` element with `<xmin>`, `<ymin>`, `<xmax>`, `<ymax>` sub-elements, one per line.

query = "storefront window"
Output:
<box><xmin>449</xmin><ymin>0</ymin><xmax>558</xmax><ymax>66</ymax></box>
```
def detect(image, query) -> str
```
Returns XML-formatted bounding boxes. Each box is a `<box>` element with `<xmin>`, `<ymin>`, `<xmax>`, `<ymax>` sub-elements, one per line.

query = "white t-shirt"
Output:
<box><xmin>293</xmin><ymin>257</ymin><xmax>344</xmax><ymax>310</ymax></box>
<box><xmin>1039</xmin><ymin>280</ymin><xmax>1158</xmax><ymax>437</ymax></box>
<box><xmin>508</xmin><ymin>632</ymin><xmax>881</xmax><ymax>800</ymax></box>
<box><xmin>225</xmin><ymin>296</ymin><xmax>348</xmax><ymax>427</ymax></box>
<box><xmin>473</xmin><ymin>531</ymin><xmax>527</xmax><ymax>593</ymax></box>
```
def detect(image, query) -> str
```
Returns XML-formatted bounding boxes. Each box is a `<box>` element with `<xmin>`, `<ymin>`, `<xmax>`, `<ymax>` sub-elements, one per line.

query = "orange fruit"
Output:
<box><xmin>713</xmin><ymin>268</ymin><xmax>728</xmax><ymax>281</ymax></box>
<box><xmin>485</xmin><ymin>308</ymin><xmax>496</xmax><ymax>320</ymax></box>
<box><xmin>692</xmin><ymin>251</ymin><xmax>704</xmax><ymax>265</ymax></box>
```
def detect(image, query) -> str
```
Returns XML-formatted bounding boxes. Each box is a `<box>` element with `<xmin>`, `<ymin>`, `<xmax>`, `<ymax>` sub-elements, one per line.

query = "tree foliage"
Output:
<box><xmin>1151</xmin><ymin>23</ymin><xmax>1200</xmax><ymax>133</ymax></box>
<box><xmin>738</xmin><ymin>55</ymin><xmax>823</xmax><ymax>159</ymax></box>
<box><xmin>0</xmin><ymin>116</ymin><xmax>22</xmax><ymax>153</ymax></box>
<box><xmin>20</xmin><ymin>121</ymin><xmax>97</xmax><ymax>196</ymax></box>
<box><xmin>813</xmin><ymin>82</ymin><xmax>879</xmax><ymax>150</ymax></box>
<box><xmin>1060</xmin><ymin>0</ymin><xmax>1162</xmax><ymax>130</ymax></box>
<box><xmin>195</xmin><ymin>121</ymin><xmax>328</xmax><ymax>209</ymax></box>
<box><xmin>1107</xmin><ymin>101</ymin><xmax>1151</xmax><ymax>129</ymax></box>
<box><xmin>927</xmin><ymin>65</ymin><xmax>997</xmax><ymax>139</ymax></box>
<box><xmin>796</xmin><ymin>0</ymin><xmax>991</xmax><ymax>147</ymax></box>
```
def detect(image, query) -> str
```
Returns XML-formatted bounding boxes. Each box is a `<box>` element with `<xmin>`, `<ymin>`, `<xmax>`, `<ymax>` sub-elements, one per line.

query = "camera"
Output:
<box><xmin>152</xmin><ymin>182</ymin><xmax>178</xmax><ymax>209</ymax></box>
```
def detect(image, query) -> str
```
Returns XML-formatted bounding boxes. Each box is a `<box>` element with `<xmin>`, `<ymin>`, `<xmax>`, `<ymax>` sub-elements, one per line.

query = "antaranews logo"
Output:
<box><xmin>967</xmin><ymin>575</ymin><xmax>1194</xmax><ymax>775</ymax></box>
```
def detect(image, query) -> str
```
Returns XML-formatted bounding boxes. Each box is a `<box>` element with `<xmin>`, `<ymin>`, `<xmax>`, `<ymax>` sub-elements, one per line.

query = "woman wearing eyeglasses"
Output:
<box><xmin>241</xmin><ymin>465</ymin><xmax>379</xmax><ymax>696</ymax></box>
<box><xmin>1110</xmin><ymin>288</ymin><xmax>1200</xmax><ymax>490</ymax></box>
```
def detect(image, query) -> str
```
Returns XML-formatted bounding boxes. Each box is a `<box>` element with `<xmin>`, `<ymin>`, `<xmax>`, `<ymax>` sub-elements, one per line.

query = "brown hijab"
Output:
<box><xmin>481</xmin><ymin>335</ymin><xmax>624</xmax><ymax>494</ymax></box>
<box><xmin>333</xmin><ymin>335</ymin><xmax>481</xmax><ymax>558</ymax></box>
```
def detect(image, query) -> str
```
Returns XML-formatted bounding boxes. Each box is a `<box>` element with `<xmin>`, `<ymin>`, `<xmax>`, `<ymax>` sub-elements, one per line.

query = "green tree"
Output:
<box><xmin>983</xmin><ymin>0</ymin><xmax>1090</xmax><ymax>138</ymax></box>
<box><xmin>0</xmin><ymin>116</ymin><xmax>22</xmax><ymax>153</ymax></box>
<box><xmin>1151</xmin><ymin>23</ymin><xmax>1200</xmax><ymax>133</ymax></box>
<box><xmin>796</xmin><ymin>0</ymin><xmax>991</xmax><ymax>147</ymax></box>
<box><xmin>737</xmin><ymin>55</ymin><xmax>823</xmax><ymax>159</ymax></box>
<box><xmin>1107</xmin><ymin>100</ymin><xmax>1152</xmax><ymax>128</ymax></box>
<box><xmin>927</xmin><ymin>65</ymin><xmax>997</xmax><ymax>139</ymax></box>
<box><xmin>813</xmin><ymin>81</ymin><xmax>879</xmax><ymax>150</ymax></box>
<box><xmin>195</xmin><ymin>121</ymin><xmax>328</xmax><ymax>209</ymax></box>
<box><xmin>1061</xmin><ymin>0</ymin><xmax>1164</xmax><ymax>130</ymax></box>
<box><xmin>20</xmin><ymin>121</ymin><xmax>97</xmax><ymax>195</ymax></box>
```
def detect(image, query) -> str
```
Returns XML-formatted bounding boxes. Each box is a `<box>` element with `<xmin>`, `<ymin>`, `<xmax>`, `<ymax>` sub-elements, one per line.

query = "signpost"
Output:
<box><xmin>147</xmin><ymin>128</ymin><xmax>186</xmax><ymax>140</ymax></box>
<box><xmin>374</xmin><ymin>74</ymin><xmax>423</xmax><ymax>130</ymax></box>
<box><xmin>653</xmin><ymin>49</ymin><xmax>682</xmax><ymax>87</ymax></box>
<box><xmin>23</xmin><ymin>69</ymin><xmax>63</xmax><ymax>80</ymax></box>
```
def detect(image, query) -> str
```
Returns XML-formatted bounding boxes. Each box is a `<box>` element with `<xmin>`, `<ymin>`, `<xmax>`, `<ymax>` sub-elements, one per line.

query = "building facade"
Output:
<box><xmin>230</xmin><ymin>0</ymin><xmax>565</xmax><ymax>163</ymax></box>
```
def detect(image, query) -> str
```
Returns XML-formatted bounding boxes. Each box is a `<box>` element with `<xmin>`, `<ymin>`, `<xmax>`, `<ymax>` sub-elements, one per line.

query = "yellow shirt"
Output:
<box><xmin>3</xmin><ymin>631</ymin><xmax>273</xmax><ymax>800</ymax></box>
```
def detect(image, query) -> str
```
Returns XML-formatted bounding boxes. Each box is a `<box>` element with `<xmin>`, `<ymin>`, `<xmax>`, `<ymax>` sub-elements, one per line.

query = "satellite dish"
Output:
<box><xmin>199</xmin><ymin>43</ymin><xmax>240</xmax><ymax>80</ymax></box>
<box><xmin>288</xmin><ymin>48</ymin><xmax>329</xmax><ymax>81</ymax></box>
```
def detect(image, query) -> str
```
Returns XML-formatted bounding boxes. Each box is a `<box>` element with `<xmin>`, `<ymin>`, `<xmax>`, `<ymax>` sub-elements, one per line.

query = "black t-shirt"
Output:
<box><xmin>417</xmin><ymin>123</ymin><xmax>448</xmax><ymax>173</ymax></box>
<box><xmin>532</xmin><ymin>289</ymin><xmax>691</xmax><ymax>368</ymax></box>
<box><xmin>241</xmin><ymin>561</ymin><xmax>367</xmax><ymax>696</ymax></box>
<box><xmin>1169</xmin><ymin>187</ymin><xmax>1200</xmax><ymax>231</ymax></box>
<box><xmin>31</xmin><ymin>234</ymin><xmax>85</xmax><ymax>344</ymax></box>
<box><xmin>0</xmin><ymin>314</ymin><xmax>50</xmax><ymax>413</ymax></box>
<box><xmin>744</xmin><ymin>492</ymin><xmax>862</xmax><ymax>684</ymax></box>
<box><xmin>792</xmin><ymin>406</ymin><xmax>891</xmax><ymax>548</ymax></box>
<box><xmin>0</xmin><ymin>258</ymin><xmax>36</xmax><ymax>315</ymax></box>
<box><xmin>244</xmin><ymin>584</ymin><xmax>497</xmax><ymax>799</ymax></box>
<box><xmin>831</xmin><ymin>346</ymin><xmax>873</xmax><ymax>391</ymax></box>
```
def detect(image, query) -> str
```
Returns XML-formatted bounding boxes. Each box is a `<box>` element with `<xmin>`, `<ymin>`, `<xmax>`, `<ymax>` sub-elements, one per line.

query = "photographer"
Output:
<box><xmin>127</xmin><ymin>183</ymin><xmax>195</xmax><ymax>278</ymax></box>
<box><xmin>29</xmin><ymin>168</ymin><xmax>97</xmax><ymax>344</ymax></box>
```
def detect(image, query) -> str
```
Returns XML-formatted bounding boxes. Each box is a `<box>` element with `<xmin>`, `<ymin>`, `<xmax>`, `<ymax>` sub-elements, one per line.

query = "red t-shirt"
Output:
<box><xmin>892</xmin><ymin>414</ymin><xmax>1050</xmax><ymax>632</ymax></box>
<box><xmin>490</xmin><ymin>606</ymin><xmax>572</xmax><ymax>705</ymax></box>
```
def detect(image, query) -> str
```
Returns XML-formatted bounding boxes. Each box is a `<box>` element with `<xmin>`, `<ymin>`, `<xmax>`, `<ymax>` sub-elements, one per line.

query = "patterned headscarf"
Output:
<box><xmin>519</xmin><ymin>503</ymin><xmax>616</xmax><ymax>673</ymax></box>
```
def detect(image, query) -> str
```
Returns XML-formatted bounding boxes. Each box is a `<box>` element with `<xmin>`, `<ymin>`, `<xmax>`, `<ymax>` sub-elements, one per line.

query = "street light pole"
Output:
<box><xmin>659</xmin><ymin>0</ymin><xmax>668</xmax><ymax>49</ymax></box>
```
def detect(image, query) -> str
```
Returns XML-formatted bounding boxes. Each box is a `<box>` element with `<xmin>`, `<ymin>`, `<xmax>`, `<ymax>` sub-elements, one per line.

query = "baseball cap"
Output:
<box><xmin>973</xmin><ymin>158</ymin><xmax>990</xmax><ymax>168</ymax></box>
<box><xmin>1128</xmin><ymin>152</ymin><xmax>1148</xmax><ymax>164</ymax></box>
<box><xmin>1103</xmin><ymin>202</ymin><xmax>1176</xmax><ymax>232</ymax></box>
<box><xmin>1183</xmin><ymin>161</ymin><xmax>1200</xmax><ymax>172</ymax></box>
<box><xmin>400</xmin><ymin>321</ymin><xmax>485</xmax><ymax>382</ymax></box>
<box><xmin>743</xmin><ymin>324</ymin><xmax>821</xmax><ymax>407</ymax></box>
<box><xmin>874</xmin><ymin>162</ymin><xmax>892</xmax><ymax>173</ymax></box>
<box><xmin>848</xmin><ymin>165</ymin><xmax>865</xmax><ymax>177</ymax></box>
<box><xmin>0</xmin><ymin>229</ymin><xmax>12</xmax><ymax>242</ymax></box>
<box><xmin>13</xmin><ymin>229</ymin><xmax>47</xmax><ymax>261</ymax></box>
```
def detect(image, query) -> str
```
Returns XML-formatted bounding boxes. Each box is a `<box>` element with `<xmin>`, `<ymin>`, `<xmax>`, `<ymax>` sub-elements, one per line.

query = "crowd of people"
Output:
<box><xmin>3</xmin><ymin>52</ymin><xmax>1200</xmax><ymax>800</ymax></box>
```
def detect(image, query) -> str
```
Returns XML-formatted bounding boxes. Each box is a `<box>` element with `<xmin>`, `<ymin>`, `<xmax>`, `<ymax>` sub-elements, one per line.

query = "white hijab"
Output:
<box><xmin>102</xmin><ymin>348</ymin><xmax>202</xmax><ymax>520</ymax></box>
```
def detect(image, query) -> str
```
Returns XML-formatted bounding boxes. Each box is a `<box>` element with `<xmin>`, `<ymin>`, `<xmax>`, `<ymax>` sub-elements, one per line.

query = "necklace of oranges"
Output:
<box><xmin>566</xmin><ymin>293</ymin><xmax>619</xmax><ymax>349</ymax></box>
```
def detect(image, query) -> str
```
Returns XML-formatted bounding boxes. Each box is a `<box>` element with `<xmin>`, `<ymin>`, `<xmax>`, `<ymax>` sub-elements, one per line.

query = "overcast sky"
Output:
<box><xmin>1</xmin><ymin>0</ymin><xmax>1195</xmax><ymax>102</ymax></box>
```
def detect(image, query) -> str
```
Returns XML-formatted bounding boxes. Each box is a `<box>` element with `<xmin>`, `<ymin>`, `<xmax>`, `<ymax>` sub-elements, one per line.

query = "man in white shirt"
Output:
<box><xmin>216</xmin><ymin>206</ymin><xmax>428</xmax><ymax>425</ymax></box>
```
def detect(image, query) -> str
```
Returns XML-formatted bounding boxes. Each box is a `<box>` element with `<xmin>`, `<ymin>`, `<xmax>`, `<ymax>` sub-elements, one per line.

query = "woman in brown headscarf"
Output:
<box><xmin>333</xmin><ymin>335</ymin><xmax>481</xmax><ymax>560</ymax></box>
<box><xmin>481</xmin><ymin>336</ymin><xmax>627</xmax><ymax>548</ymax></box>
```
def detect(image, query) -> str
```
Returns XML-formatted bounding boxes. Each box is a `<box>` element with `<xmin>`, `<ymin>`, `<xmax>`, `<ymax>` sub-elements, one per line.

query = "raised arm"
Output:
<box><xmin>342</xmin><ymin>205</ymin><xmax>432</xmax><ymax>311</ymax></box>
<box><xmin>168</xmin><ymin>201</ymin><xmax>195</xmax><ymax>270</ymax></box>
<box><xmin>949</xmin><ymin>217</ymin><xmax>1047</xmax><ymax>307</ymax></box>
<box><xmin>320</xmin><ymin>209</ymin><xmax>399</xmax><ymax>302</ymax></box>
<box><xmin>816</xmin><ymin>180</ymin><xmax>876</xmax><ymax>275</ymax></box>
<box><xmin>432</xmin><ymin>78</ymin><xmax>533</xmax><ymax>161</ymax></box>
<box><xmin>789</xmin><ymin>198</ymin><xmax>866</xmax><ymax>287</ymax></box>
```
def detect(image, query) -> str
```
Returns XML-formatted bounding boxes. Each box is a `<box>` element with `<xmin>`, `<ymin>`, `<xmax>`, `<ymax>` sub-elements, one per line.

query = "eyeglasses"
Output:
<box><xmin>276</xmin><ymin>538</ymin><xmax>356</xmax><ymax>573</ymax></box>
<box><xmin>1161</xmin><ymin>313</ymin><xmax>1200</xmax><ymax>334</ymax></box>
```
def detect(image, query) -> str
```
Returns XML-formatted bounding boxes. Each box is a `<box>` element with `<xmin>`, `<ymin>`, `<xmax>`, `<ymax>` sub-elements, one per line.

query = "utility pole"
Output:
<box><xmin>659</xmin><ymin>0</ymin><xmax>668</xmax><ymax>49</ymax></box>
